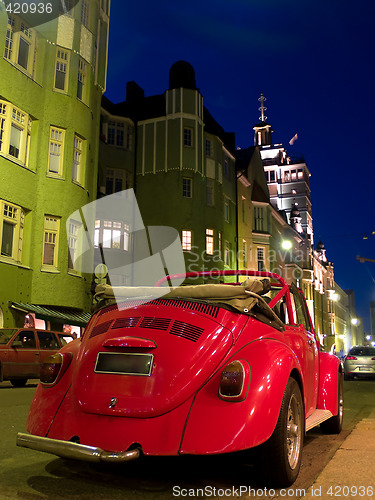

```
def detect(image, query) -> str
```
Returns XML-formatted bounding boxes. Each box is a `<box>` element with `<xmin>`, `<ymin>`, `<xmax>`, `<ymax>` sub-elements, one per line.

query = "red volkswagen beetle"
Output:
<box><xmin>17</xmin><ymin>271</ymin><xmax>343</xmax><ymax>486</ymax></box>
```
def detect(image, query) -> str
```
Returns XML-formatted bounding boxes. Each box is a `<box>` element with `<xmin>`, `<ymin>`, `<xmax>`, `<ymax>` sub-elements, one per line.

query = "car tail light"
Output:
<box><xmin>219</xmin><ymin>360</ymin><xmax>250</xmax><ymax>401</ymax></box>
<box><xmin>371</xmin><ymin>357</ymin><xmax>375</xmax><ymax>361</ymax></box>
<box><xmin>346</xmin><ymin>356</ymin><xmax>357</xmax><ymax>360</ymax></box>
<box><xmin>40</xmin><ymin>353</ymin><xmax>72</xmax><ymax>386</ymax></box>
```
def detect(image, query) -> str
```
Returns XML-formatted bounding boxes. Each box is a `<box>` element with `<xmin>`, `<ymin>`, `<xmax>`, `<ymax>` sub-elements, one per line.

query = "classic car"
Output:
<box><xmin>0</xmin><ymin>328</ymin><xmax>75</xmax><ymax>387</ymax></box>
<box><xmin>17</xmin><ymin>270</ymin><xmax>343</xmax><ymax>486</ymax></box>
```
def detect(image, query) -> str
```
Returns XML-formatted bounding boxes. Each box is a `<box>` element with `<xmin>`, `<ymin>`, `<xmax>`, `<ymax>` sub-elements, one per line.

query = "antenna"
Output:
<box><xmin>258</xmin><ymin>93</ymin><xmax>267</xmax><ymax>122</ymax></box>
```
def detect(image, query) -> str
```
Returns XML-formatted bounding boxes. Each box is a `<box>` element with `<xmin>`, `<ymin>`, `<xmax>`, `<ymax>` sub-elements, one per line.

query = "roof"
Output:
<box><xmin>10</xmin><ymin>302</ymin><xmax>91</xmax><ymax>327</ymax></box>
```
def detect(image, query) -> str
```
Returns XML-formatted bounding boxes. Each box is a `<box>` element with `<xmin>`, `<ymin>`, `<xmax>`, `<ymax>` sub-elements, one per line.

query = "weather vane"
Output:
<box><xmin>258</xmin><ymin>93</ymin><xmax>267</xmax><ymax>122</ymax></box>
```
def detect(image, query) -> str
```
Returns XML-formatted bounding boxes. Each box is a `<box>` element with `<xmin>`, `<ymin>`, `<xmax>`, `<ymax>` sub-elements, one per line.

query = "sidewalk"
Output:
<box><xmin>302</xmin><ymin>411</ymin><xmax>375</xmax><ymax>498</ymax></box>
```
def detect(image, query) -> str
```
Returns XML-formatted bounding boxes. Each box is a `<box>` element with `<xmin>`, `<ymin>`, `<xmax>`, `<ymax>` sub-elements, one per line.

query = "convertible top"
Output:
<box><xmin>94</xmin><ymin>279</ymin><xmax>285</xmax><ymax>330</ymax></box>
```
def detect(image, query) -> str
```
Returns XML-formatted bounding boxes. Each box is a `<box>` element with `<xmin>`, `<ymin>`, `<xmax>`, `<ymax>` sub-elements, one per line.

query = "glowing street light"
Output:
<box><xmin>351</xmin><ymin>318</ymin><xmax>359</xmax><ymax>326</ymax></box>
<box><xmin>281</xmin><ymin>240</ymin><xmax>292</xmax><ymax>250</ymax></box>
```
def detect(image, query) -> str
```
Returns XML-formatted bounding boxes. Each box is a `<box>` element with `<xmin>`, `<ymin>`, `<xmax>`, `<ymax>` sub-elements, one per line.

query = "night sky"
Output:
<box><xmin>105</xmin><ymin>0</ymin><xmax>375</xmax><ymax>331</ymax></box>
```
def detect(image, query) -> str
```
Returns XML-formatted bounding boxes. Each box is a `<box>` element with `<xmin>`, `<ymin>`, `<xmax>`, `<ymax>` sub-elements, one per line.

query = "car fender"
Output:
<box><xmin>180</xmin><ymin>338</ymin><xmax>304</xmax><ymax>455</ymax></box>
<box><xmin>26</xmin><ymin>340</ymin><xmax>81</xmax><ymax>437</ymax></box>
<box><xmin>317</xmin><ymin>351</ymin><xmax>342</xmax><ymax>415</ymax></box>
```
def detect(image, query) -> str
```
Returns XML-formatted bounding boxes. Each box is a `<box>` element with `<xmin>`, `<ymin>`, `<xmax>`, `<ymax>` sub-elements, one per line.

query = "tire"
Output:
<box><xmin>321</xmin><ymin>374</ymin><xmax>343</xmax><ymax>434</ymax></box>
<box><xmin>10</xmin><ymin>378</ymin><xmax>28</xmax><ymax>387</ymax></box>
<box><xmin>259</xmin><ymin>378</ymin><xmax>304</xmax><ymax>487</ymax></box>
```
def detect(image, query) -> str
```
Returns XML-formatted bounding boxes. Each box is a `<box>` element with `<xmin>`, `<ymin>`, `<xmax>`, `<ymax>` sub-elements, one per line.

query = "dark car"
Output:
<box><xmin>0</xmin><ymin>328</ymin><xmax>75</xmax><ymax>386</ymax></box>
<box><xmin>344</xmin><ymin>346</ymin><xmax>375</xmax><ymax>379</ymax></box>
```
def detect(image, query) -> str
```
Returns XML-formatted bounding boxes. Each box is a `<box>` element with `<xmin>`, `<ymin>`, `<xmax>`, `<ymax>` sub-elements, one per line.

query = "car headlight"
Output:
<box><xmin>218</xmin><ymin>360</ymin><xmax>250</xmax><ymax>402</ymax></box>
<box><xmin>40</xmin><ymin>353</ymin><xmax>72</xmax><ymax>386</ymax></box>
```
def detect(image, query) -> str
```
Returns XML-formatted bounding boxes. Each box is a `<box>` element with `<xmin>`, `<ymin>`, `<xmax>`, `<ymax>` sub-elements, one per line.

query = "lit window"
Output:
<box><xmin>242</xmin><ymin>240</ymin><xmax>247</xmax><ymax>268</ymax></box>
<box><xmin>182</xmin><ymin>178</ymin><xmax>192</xmax><ymax>198</ymax></box>
<box><xmin>4</xmin><ymin>16</ymin><xmax>36</xmax><ymax>76</ymax></box>
<box><xmin>297</xmin><ymin>168</ymin><xmax>303</xmax><ymax>179</ymax></box>
<box><xmin>184</xmin><ymin>127</ymin><xmax>193</xmax><ymax>147</ymax></box>
<box><xmin>43</xmin><ymin>216</ymin><xmax>60</xmax><ymax>268</ymax></box>
<box><xmin>48</xmin><ymin>127</ymin><xmax>65</xmax><ymax>176</ymax></box>
<box><xmin>72</xmin><ymin>134</ymin><xmax>83</xmax><ymax>184</ymax></box>
<box><xmin>0</xmin><ymin>101</ymin><xmax>31</xmax><ymax>167</ymax></box>
<box><xmin>77</xmin><ymin>58</ymin><xmax>86</xmax><ymax>101</ymax></box>
<box><xmin>182</xmin><ymin>230</ymin><xmax>192</xmax><ymax>251</ymax></box>
<box><xmin>81</xmin><ymin>0</ymin><xmax>90</xmax><ymax>28</ymax></box>
<box><xmin>94</xmin><ymin>220</ymin><xmax>131</xmax><ymax>251</ymax></box>
<box><xmin>291</xmin><ymin>170</ymin><xmax>297</xmax><ymax>181</ymax></box>
<box><xmin>0</xmin><ymin>200</ymin><xmax>24</xmax><ymax>263</ymax></box>
<box><xmin>206</xmin><ymin>178</ymin><xmax>214</xmax><ymax>206</ymax></box>
<box><xmin>284</xmin><ymin>171</ymin><xmax>290</xmax><ymax>182</ymax></box>
<box><xmin>225</xmin><ymin>241</ymin><xmax>231</xmax><ymax>266</ymax></box>
<box><xmin>218</xmin><ymin>232</ymin><xmax>222</xmax><ymax>258</ymax></box>
<box><xmin>206</xmin><ymin>229</ymin><xmax>214</xmax><ymax>255</ymax></box>
<box><xmin>257</xmin><ymin>247</ymin><xmax>265</xmax><ymax>272</ymax></box>
<box><xmin>54</xmin><ymin>48</ymin><xmax>70</xmax><ymax>92</ymax></box>
<box><xmin>68</xmin><ymin>220</ymin><xmax>80</xmax><ymax>271</ymax></box>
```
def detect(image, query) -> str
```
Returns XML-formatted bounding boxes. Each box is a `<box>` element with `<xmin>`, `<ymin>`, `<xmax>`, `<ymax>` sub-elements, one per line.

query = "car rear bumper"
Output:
<box><xmin>16</xmin><ymin>432</ymin><xmax>141</xmax><ymax>463</ymax></box>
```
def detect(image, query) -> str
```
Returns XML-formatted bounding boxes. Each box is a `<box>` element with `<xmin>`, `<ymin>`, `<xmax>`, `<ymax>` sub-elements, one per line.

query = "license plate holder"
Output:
<box><xmin>95</xmin><ymin>352</ymin><xmax>154</xmax><ymax>376</ymax></box>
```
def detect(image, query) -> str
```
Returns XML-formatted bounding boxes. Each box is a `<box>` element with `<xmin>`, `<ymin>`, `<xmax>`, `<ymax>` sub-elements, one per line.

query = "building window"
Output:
<box><xmin>72</xmin><ymin>135</ymin><xmax>83</xmax><ymax>184</ymax></box>
<box><xmin>0</xmin><ymin>101</ymin><xmax>31</xmax><ymax>167</ymax></box>
<box><xmin>206</xmin><ymin>229</ymin><xmax>214</xmax><ymax>255</ymax></box>
<box><xmin>54</xmin><ymin>48</ymin><xmax>69</xmax><ymax>92</ymax></box>
<box><xmin>241</xmin><ymin>196</ymin><xmax>246</xmax><ymax>223</ymax></box>
<box><xmin>81</xmin><ymin>0</ymin><xmax>90</xmax><ymax>28</ymax></box>
<box><xmin>43</xmin><ymin>216</ymin><xmax>60</xmax><ymax>268</ymax></box>
<box><xmin>224</xmin><ymin>157</ymin><xmax>229</xmax><ymax>177</ymax></box>
<box><xmin>58</xmin><ymin>0</ymin><xmax>75</xmax><ymax>16</ymax></box>
<box><xmin>94</xmin><ymin>220</ymin><xmax>131</xmax><ymax>251</ymax></box>
<box><xmin>107</xmin><ymin>121</ymin><xmax>126</xmax><ymax>148</ymax></box>
<box><xmin>67</xmin><ymin>220</ymin><xmax>80</xmax><ymax>270</ymax></box>
<box><xmin>206</xmin><ymin>178</ymin><xmax>214</xmax><ymax>206</ymax></box>
<box><xmin>182</xmin><ymin>230</ymin><xmax>192</xmax><ymax>251</ymax></box>
<box><xmin>284</xmin><ymin>170</ymin><xmax>290</xmax><ymax>182</ymax></box>
<box><xmin>105</xmin><ymin>168</ymin><xmax>129</xmax><ymax>195</ymax></box>
<box><xmin>205</xmin><ymin>139</ymin><xmax>212</xmax><ymax>157</ymax></box>
<box><xmin>224</xmin><ymin>199</ymin><xmax>230</xmax><ymax>222</ymax></box>
<box><xmin>4</xmin><ymin>16</ymin><xmax>35</xmax><ymax>75</ymax></box>
<box><xmin>254</xmin><ymin>206</ymin><xmax>265</xmax><ymax>232</ymax></box>
<box><xmin>182</xmin><ymin>178</ymin><xmax>192</xmax><ymax>198</ymax></box>
<box><xmin>0</xmin><ymin>200</ymin><xmax>24</xmax><ymax>262</ymax></box>
<box><xmin>266</xmin><ymin>170</ymin><xmax>276</xmax><ymax>182</ymax></box>
<box><xmin>257</xmin><ymin>247</ymin><xmax>265</xmax><ymax>272</ymax></box>
<box><xmin>77</xmin><ymin>58</ymin><xmax>86</xmax><ymax>101</ymax></box>
<box><xmin>183</xmin><ymin>127</ymin><xmax>193</xmax><ymax>147</ymax></box>
<box><xmin>48</xmin><ymin>127</ymin><xmax>65</xmax><ymax>176</ymax></box>
<box><xmin>218</xmin><ymin>232</ymin><xmax>222</xmax><ymax>259</ymax></box>
<box><xmin>297</xmin><ymin>168</ymin><xmax>303</xmax><ymax>179</ymax></box>
<box><xmin>225</xmin><ymin>241</ymin><xmax>231</xmax><ymax>266</ymax></box>
<box><xmin>242</xmin><ymin>240</ymin><xmax>247</xmax><ymax>268</ymax></box>
<box><xmin>291</xmin><ymin>169</ymin><xmax>297</xmax><ymax>181</ymax></box>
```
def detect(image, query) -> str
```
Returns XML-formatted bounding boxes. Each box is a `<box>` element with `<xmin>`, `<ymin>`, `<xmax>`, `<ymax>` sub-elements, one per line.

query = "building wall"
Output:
<box><xmin>0</xmin><ymin>1</ymin><xmax>110</xmax><ymax>327</ymax></box>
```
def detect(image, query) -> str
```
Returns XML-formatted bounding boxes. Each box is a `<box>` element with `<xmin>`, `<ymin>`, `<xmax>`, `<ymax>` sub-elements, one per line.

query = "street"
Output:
<box><xmin>0</xmin><ymin>379</ymin><xmax>374</xmax><ymax>500</ymax></box>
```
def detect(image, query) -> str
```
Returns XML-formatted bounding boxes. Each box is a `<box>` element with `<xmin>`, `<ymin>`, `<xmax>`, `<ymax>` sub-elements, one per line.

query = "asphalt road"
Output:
<box><xmin>0</xmin><ymin>378</ymin><xmax>374</xmax><ymax>500</ymax></box>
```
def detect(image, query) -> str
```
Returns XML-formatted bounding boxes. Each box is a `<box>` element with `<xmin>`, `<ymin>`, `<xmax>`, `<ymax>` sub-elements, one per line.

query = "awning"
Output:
<box><xmin>10</xmin><ymin>302</ymin><xmax>91</xmax><ymax>327</ymax></box>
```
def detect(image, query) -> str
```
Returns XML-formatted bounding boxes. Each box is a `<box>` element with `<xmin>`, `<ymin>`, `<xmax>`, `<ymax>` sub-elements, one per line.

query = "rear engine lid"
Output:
<box><xmin>73</xmin><ymin>301</ymin><xmax>240</xmax><ymax>417</ymax></box>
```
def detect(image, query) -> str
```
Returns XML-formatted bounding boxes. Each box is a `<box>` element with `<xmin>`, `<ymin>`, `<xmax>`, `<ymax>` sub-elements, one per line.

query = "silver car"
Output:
<box><xmin>344</xmin><ymin>346</ymin><xmax>375</xmax><ymax>380</ymax></box>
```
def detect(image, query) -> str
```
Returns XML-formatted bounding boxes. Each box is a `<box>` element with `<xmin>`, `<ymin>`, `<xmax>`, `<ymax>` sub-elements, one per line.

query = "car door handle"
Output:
<box><xmin>35</xmin><ymin>353</ymin><xmax>40</xmax><ymax>356</ymax></box>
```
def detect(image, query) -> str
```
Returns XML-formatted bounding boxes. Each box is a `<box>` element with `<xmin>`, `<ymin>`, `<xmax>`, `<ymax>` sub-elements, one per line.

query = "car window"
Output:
<box><xmin>0</xmin><ymin>328</ymin><xmax>17</xmax><ymax>344</ymax></box>
<box><xmin>11</xmin><ymin>331</ymin><xmax>36</xmax><ymax>349</ymax></box>
<box><xmin>58</xmin><ymin>334</ymin><xmax>75</xmax><ymax>345</ymax></box>
<box><xmin>349</xmin><ymin>347</ymin><xmax>375</xmax><ymax>356</ymax></box>
<box><xmin>37</xmin><ymin>332</ymin><xmax>60</xmax><ymax>350</ymax></box>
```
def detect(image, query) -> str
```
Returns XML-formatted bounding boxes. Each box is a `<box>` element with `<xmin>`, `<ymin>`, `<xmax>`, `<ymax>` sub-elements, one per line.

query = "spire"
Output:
<box><xmin>258</xmin><ymin>93</ymin><xmax>267</xmax><ymax>122</ymax></box>
<box><xmin>253</xmin><ymin>93</ymin><xmax>273</xmax><ymax>147</ymax></box>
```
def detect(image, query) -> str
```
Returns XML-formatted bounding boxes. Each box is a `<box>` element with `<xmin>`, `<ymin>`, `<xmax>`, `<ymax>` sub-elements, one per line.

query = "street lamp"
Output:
<box><xmin>281</xmin><ymin>240</ymin><xmax>292</xmax><ymax>250</ymax></box>
<box><xmin>351</xmin><ymin>318</ymin><xmax>359</xmax><ymax>326</ymax></box>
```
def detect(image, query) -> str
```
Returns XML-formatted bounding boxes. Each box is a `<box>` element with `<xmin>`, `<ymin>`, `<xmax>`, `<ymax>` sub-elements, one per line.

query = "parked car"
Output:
<box><xmin>0</xmin><ymin>328</ymin><xmax>75</xmax><ymax>386</ymax></box>
<box><xmin>344</xmin><ymin>346</ymin><xmax>375</xmax><ymax>380</ymax></box>
<box><xmin>17</xmin><ymin>271</ymin><xmax>343</xmax><ymax>486</ymax></box>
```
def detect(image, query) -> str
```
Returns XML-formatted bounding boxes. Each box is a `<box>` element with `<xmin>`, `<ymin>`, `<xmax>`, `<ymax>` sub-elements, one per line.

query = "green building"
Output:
<box><xmin>0</xmin><ymin>0</ymin><xmax>110</xmax><ymax>329</ymax></box>
<box><xmin>99</xmin><ymin>61</ymin><xmax>237</xmax><ymax>284</ymax></box>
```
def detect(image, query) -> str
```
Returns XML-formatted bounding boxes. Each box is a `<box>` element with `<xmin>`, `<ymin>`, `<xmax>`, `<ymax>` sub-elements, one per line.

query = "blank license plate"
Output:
<box><xmin>358</xmin><ymin>366</ymin><xmax>370</xmax><ymax>371</ymax></box>
<box><xmin>95</xmin><ymin>353</ymin><xmax>153</xmax><ymax>376</ymax></box>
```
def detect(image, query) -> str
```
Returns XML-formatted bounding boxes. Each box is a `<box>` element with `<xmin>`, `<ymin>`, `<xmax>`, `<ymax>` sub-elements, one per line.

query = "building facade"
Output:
<box><xmin>0</xmin><ymin>0</ymin><xmax>110</xmax><ymax>328</ymax></box>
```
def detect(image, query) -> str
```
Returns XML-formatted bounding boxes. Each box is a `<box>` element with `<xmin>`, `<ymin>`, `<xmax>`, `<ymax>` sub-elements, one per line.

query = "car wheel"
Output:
<box><xmin>320</xmin><ymin>374</ymin><xmax>343</xmax><ymax>434</ymax></box>
<box><xmin>10</xmin><ymin>378</ymin><xmax>28</xmax><ymax>387</ymax></box>
<box><xmin>259</xmin><ymin>377</ymin><xmax>304</xmax><ymax>487</ymax></box>
<box><xmin>344</xmin><ymin>372</ymin><xmax>352</xmax><ymax>381</ymax></box>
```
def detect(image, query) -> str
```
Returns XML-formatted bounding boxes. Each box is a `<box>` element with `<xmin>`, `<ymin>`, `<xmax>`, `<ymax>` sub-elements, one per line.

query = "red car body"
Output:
<box><xmin>17</xmin><ymin>271</ymin><xmax>343</xmax><ymax>486</ymax></box>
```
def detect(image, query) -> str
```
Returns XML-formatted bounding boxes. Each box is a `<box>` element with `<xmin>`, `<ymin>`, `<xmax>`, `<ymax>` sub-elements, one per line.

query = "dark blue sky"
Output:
<box><xmin>105</xmin><ymin>0</ymin><xmax>375</xmax><ymax>331</ymax></box>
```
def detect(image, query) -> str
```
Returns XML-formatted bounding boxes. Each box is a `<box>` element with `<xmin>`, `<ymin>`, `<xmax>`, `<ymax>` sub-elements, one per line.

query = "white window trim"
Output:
<box><xmin>0</xmin><ymin>199</ymin><xmax>24</xmax><ymax>264</ymax></box>
<box><xmin>0</xmin><ymin>100</ymin><xmax>32</xmax><ymax>168</ymax></box>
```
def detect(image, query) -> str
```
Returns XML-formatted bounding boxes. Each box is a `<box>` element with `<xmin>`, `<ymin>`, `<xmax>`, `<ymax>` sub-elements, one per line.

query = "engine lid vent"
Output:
<box><xmin>139</xmin><ymin>317</ymin><xmax>172</xmax><ymax>331</ymax></box>
<box><xmin>90</xmin><ymin>321</ymin><xmax>113</xmax><ymax>339</ymax></box>
<box><xmin>169</xmin><ymin>320</ymin><xmax>204</xmax><ymax>342</ymax></box>
<box><xmin>111</xmin><ymin>317</ymin><xmax>141</xmax><ymax>329</ymax></box>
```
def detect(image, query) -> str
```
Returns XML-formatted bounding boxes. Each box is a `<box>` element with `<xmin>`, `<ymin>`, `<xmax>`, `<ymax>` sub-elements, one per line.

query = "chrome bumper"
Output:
<box><xmin>17</xmin><ymin>432</ymin><xmax>141</xmax><ymax>463</ymax></box>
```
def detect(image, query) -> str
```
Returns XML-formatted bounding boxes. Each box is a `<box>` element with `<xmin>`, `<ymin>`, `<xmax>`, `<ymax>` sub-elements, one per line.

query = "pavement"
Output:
<box><xmin>302</xmin><ymin>411</ymin><xmax>375</xmax><ymax>499</ymax></box>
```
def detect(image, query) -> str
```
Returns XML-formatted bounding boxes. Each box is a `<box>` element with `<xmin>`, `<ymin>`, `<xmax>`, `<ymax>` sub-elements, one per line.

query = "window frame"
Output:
<box><xmin>182</xmin><ymin>230</ymin><xmax>192</xmax><ymax>251</ymax></box>
<box><xmin>47</xmin><ymin>127</ymin><xmax>65</xmax><ymax>177</ymax></box>
<box><xmin>183</xmin><ymin>127</ymin><xmax>193</xmax><ymax>148</ymax></box>
<box><xmin>54</xmin><ymin>48</ymin><xmax>70</xmax><ymax>93</ymax></box>
<box><xmin>0</xmin><ymin>199</ymin><xmax>24</xmax><ymax>263</ymax></box>
<box><xmin>0</xmin><ymin>100</ymin><xmax>32</xmax><ymax>167</ymax></box>
<box><xmin>72</xmin><ymin>134</ymin><xmax>84</xmax><ymax>185</ymax></box>
<box><xmin>206</xmin><ymin>228</ymin><xmax>214</xmax><ymax>255</ymax></box>
<box><xmin>42</xmin><ymin>215</ymin><xmax>60</xmax><ymax>270</ymax></box>
<box><xmin>4</xmin><ymin>16</ymin><xmax>36</xmax><ymax>77</ymax></box>
<box><xmin>182</xmin><ymin>177</ymin><xmax>192</xmax><ymax>198</ymax></box>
